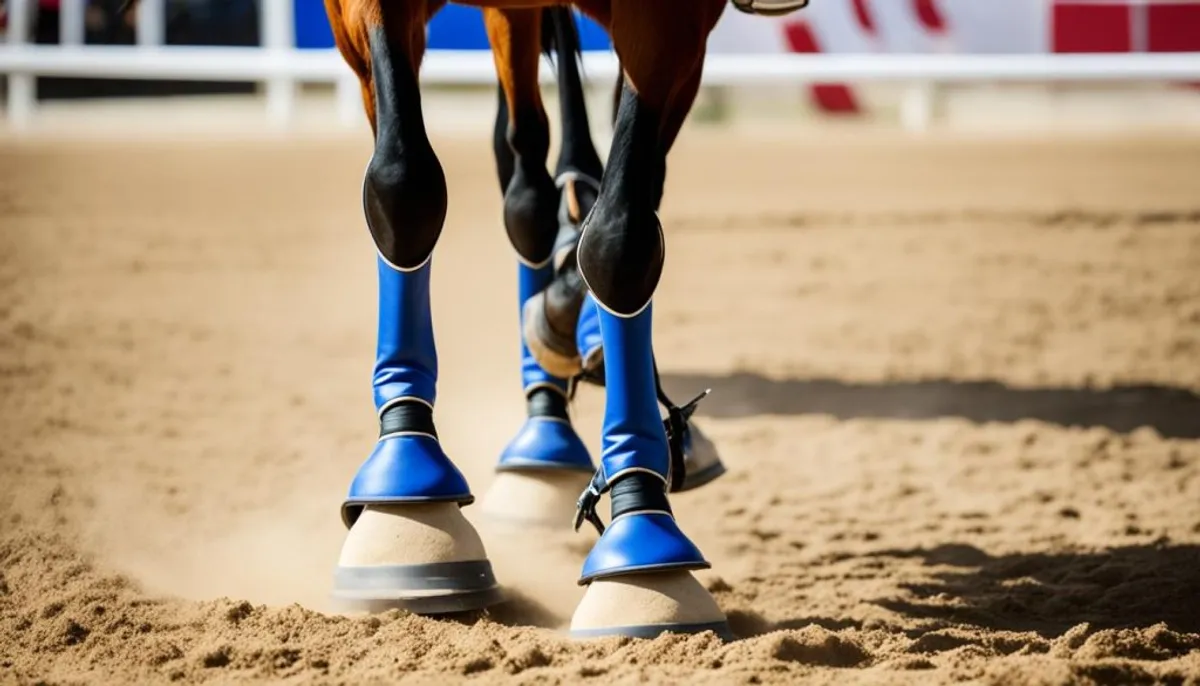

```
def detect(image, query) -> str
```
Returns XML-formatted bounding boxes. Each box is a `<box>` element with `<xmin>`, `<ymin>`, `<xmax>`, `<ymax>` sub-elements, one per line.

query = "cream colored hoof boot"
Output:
<box><xmin>479</xmin><ymin>470</ymin><xmax>593</xmax><ymax>529</ymax></box>
<box><xmin>332</xmin><ymin>502</ymin><xmax>503</xmax><ymax>614</ymax></box>
<box><xmin>569</xmin><ymin>571</ymin><xmax>733</xmax><ymax>640</ymax></box>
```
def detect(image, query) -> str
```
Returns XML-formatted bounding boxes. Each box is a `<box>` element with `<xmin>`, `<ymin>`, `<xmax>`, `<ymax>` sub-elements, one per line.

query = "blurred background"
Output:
<box><xmin>3</xmin><ymin>0</ymin><xmax>1200</xmax><ymax>135</ymax></box>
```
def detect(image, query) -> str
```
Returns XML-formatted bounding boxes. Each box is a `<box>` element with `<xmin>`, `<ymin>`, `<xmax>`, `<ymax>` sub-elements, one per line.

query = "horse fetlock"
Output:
<box><xmin>363</xmin><ymin>146</ymin><xmax>447</xmax><ymax>270</ymax></box>
<box><xmin>522</xmin><ymin>268</ymin><xmax>587</xmax><ymax>378</ymax></box>
<box><xmin>522</xmin><ymin>290</ymin><xmax>583</xmax><ymax>378</ymax></box>
<box><xmin>577</xmin><ymin>208</ymin><xmax>664</xmax><ymax>317</ymax></box>
<box><xmin>504</xmin><ymin>165</ymin><xmax>560</xmax><ymax>266</ymax></box>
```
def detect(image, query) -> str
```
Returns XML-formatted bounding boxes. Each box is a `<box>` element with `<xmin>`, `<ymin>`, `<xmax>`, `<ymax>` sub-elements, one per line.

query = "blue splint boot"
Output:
<box><xmin>333</xmin><ymin>257</ymin><xmax>501</xmax><ymax>615</ymax></box>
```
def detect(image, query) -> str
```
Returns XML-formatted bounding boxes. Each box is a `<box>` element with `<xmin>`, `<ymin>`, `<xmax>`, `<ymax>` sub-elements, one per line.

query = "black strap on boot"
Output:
<box><xmin>379</xmin><ymin>400</ymin><xmax>438</xmax><ymax>439</ymax></box>
<box><xmin>652</xmin><ymin>357</ymin><xmax>709</xmax><ymax>493</ymax></box>
<box><xmin>572</xmin><ymin>358</ymin><xmax>711</xmax><ymax>535</ymax></box>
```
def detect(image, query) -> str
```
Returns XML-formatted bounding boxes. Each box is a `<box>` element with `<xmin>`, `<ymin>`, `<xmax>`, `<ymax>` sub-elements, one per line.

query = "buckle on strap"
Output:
<box><xmin>574</xmin><ymin>469</ymin><xmax>609</xmax><ymax>535</ymax></box>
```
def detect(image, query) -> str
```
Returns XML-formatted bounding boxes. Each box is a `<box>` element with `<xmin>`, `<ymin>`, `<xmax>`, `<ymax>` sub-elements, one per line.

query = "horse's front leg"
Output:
<box><xmin>477</xmin><ymin>7</ymin><xmax>596</xmax><ymax>528</ymax></box>
<box><xmin>519</xmin><ymin>10</ymin><xmax>727</xmax><ymax>496</ymax></box>
<box><xmin>325</xmin><ymin>0</ymin><xmax>502</xmax><ymax>614</ymax></box>
<box><xmin>568</xmin><ymin>1</ymin><xmax>732</xmax><ymax>640</ymax></box>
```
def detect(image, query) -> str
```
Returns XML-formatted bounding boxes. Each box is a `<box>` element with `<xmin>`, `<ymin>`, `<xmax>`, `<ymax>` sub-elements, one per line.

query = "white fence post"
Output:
<box><xmin>6</xmin><ymin>0</ymin><xmax>35</xmax><ymax>129</ymax></box>
<box><xmin>261</xmin><ymin>0</ymin><xmax>296</xmax><ymax>126</ymax></box>
<box><xmin>135</xmin><ymin>0</ymin><xmax>164</xmax><ymax>47</ymax></box>
<box><xmin>59</xmin><ymin>0</ymin><xmax>87</xmax><ymax>47</ymax></box>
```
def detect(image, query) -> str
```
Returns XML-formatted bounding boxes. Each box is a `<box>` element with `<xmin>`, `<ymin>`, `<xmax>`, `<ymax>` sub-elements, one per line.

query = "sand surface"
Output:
<box><xmin>2</xmin><ymin>124</ymin><xmax>1200</xmax><ymax>685</ymax></box>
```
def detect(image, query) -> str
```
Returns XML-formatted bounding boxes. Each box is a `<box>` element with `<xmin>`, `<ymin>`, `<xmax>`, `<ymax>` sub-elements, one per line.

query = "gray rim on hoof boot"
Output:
<box><xmin>570</xmin><ymin>620</ymin><xmax>735</xmax><ymax>641</ymax></box>
<box><xmin>333</xmin><ymin>503</ymin><xmax>503</xmax><ymax>616</ymax></box>
<box><xmin>332</xmin><ymin>561</ymin><xmax>504</xmax><ymax>615</ymax></box>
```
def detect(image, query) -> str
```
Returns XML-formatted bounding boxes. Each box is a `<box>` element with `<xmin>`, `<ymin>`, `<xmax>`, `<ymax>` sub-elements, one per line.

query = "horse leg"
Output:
<box><xmin>568</xmin><ymin>0</ymin><xmax>732</xmax><ymax>640</ymax></box>
<box><xmin>325</xmin><ymin>0</ymin><xmax>502</xmax><ymax>614</ymax></box>
<box><xmin>477</xmin><ymin>7</ymin><xmax>597</xmax><ymax>527</ymax></box>
<box><xmin>542</xmin><ymin>6</ymin><xmax>604</xmax><ymax>382</ymax></box>
<box><xmin>517</xmin><ymin>7</ymin><xmax>604</xmax><ymax>382</ymax></box>
<box><xmin>525</xmin><ymin>10</ymin><xmax>727</xmax><ymax>495</ymax></box>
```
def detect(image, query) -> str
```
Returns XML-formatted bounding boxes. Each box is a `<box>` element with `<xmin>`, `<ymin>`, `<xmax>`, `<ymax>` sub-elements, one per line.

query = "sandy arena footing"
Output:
<box><xmin>2</xmin><ymin>118</ymin><xmax>1199</xmax><ymax>684</ymax></box>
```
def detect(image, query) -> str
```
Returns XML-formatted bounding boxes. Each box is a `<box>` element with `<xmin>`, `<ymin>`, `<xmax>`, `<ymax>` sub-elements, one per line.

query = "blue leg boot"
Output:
<box><xmin>568</xmin><ymin>305</ymin><xmax>732</xmax><ymax>641</ymax></box>
<box><xmin>332</xmin><ymin>257</ymin><xmax>503</xmax><ymax>615</ymax></box>
<box><xmin>480</xmin><ymin>261</ymin><xmax>594</xmax><ymax>527</ymax></box>
<box><xmin>575</xmin><ymin>293</ymin><xmax>727</xmax><ymax>493</ymax></box>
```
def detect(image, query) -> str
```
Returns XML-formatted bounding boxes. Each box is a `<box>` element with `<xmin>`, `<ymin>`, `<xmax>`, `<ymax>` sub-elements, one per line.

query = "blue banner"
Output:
<box><xmin>294</xmin><ymin>0</ymin><xmax>612</xmax><ymax>52</ymax></box>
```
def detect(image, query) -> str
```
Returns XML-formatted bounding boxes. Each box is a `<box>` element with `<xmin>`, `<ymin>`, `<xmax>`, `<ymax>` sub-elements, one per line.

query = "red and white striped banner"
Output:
<box><xmin>707</xmin><ymin>0</ymin><xmax>1200</xmax><ymax>112</ymax></box>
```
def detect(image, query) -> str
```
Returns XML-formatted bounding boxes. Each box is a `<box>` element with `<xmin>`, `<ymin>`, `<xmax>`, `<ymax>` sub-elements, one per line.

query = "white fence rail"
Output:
<box><xmin>4</xmin><ymin>0</ymin><xmax>1200</xmax><ymax>131</ymax></box>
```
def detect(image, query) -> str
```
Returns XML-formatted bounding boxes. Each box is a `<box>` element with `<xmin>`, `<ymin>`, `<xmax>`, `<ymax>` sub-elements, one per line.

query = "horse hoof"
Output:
<box><xmin>332</xmin><ymin>503</ymin><xmax>503</xmax><ymax>615</ymax></box>
<box><xmin>569</xmin><ymin>571</ymin><xmax>733</xmax><ymax>641</ymax></box>
<box><xmin>522</xmin><ymin>292</ymin><xmax>582</xmax><ymax>379</ymax></box>
<box><xmin>479</xmin><ymin>469</ymin><xmax>593</xmax><ymax>529</ymax></box>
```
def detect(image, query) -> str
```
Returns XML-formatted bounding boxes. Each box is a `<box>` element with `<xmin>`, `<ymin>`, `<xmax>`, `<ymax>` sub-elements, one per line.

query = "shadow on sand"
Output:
<box><xmin>661</xmin><ymin>372</ymin><xmax>1200</xmax><ymax>439</ymax></box>
<box><xmin>869</xmin><ymin>541</ymin><xmax>1200</xmax><ymax>637</ymax></box>
<box><xmin>664</xmin><ymin>373</ymin><xmax>1200</xmax><ymax>643</ymax></box>
<box><xmin>729</xmin><ymin>542</ymin><xmax>1200</xmax><ymax>642</ymax></box>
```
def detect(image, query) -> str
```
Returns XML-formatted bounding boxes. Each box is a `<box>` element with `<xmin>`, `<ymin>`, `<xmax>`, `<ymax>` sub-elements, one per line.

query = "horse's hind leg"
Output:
<box><xmin>568</xmin><ymin>0</ymin><xmax>732</xmax><ymax>640</ymax></box>
<box><xmin>477</xmin><ymin>7</ymin><xmax>595</xmax><ymax>528</ymax></box>
<box><xmin>324</xmin><ymin>0</ymin><xmax>502</xmax><ymax>614</ymax></box>
<box><xmin>518</xmin><ymin>8</ymin><xmax>604</xmax><ymax>381</ymax></box>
